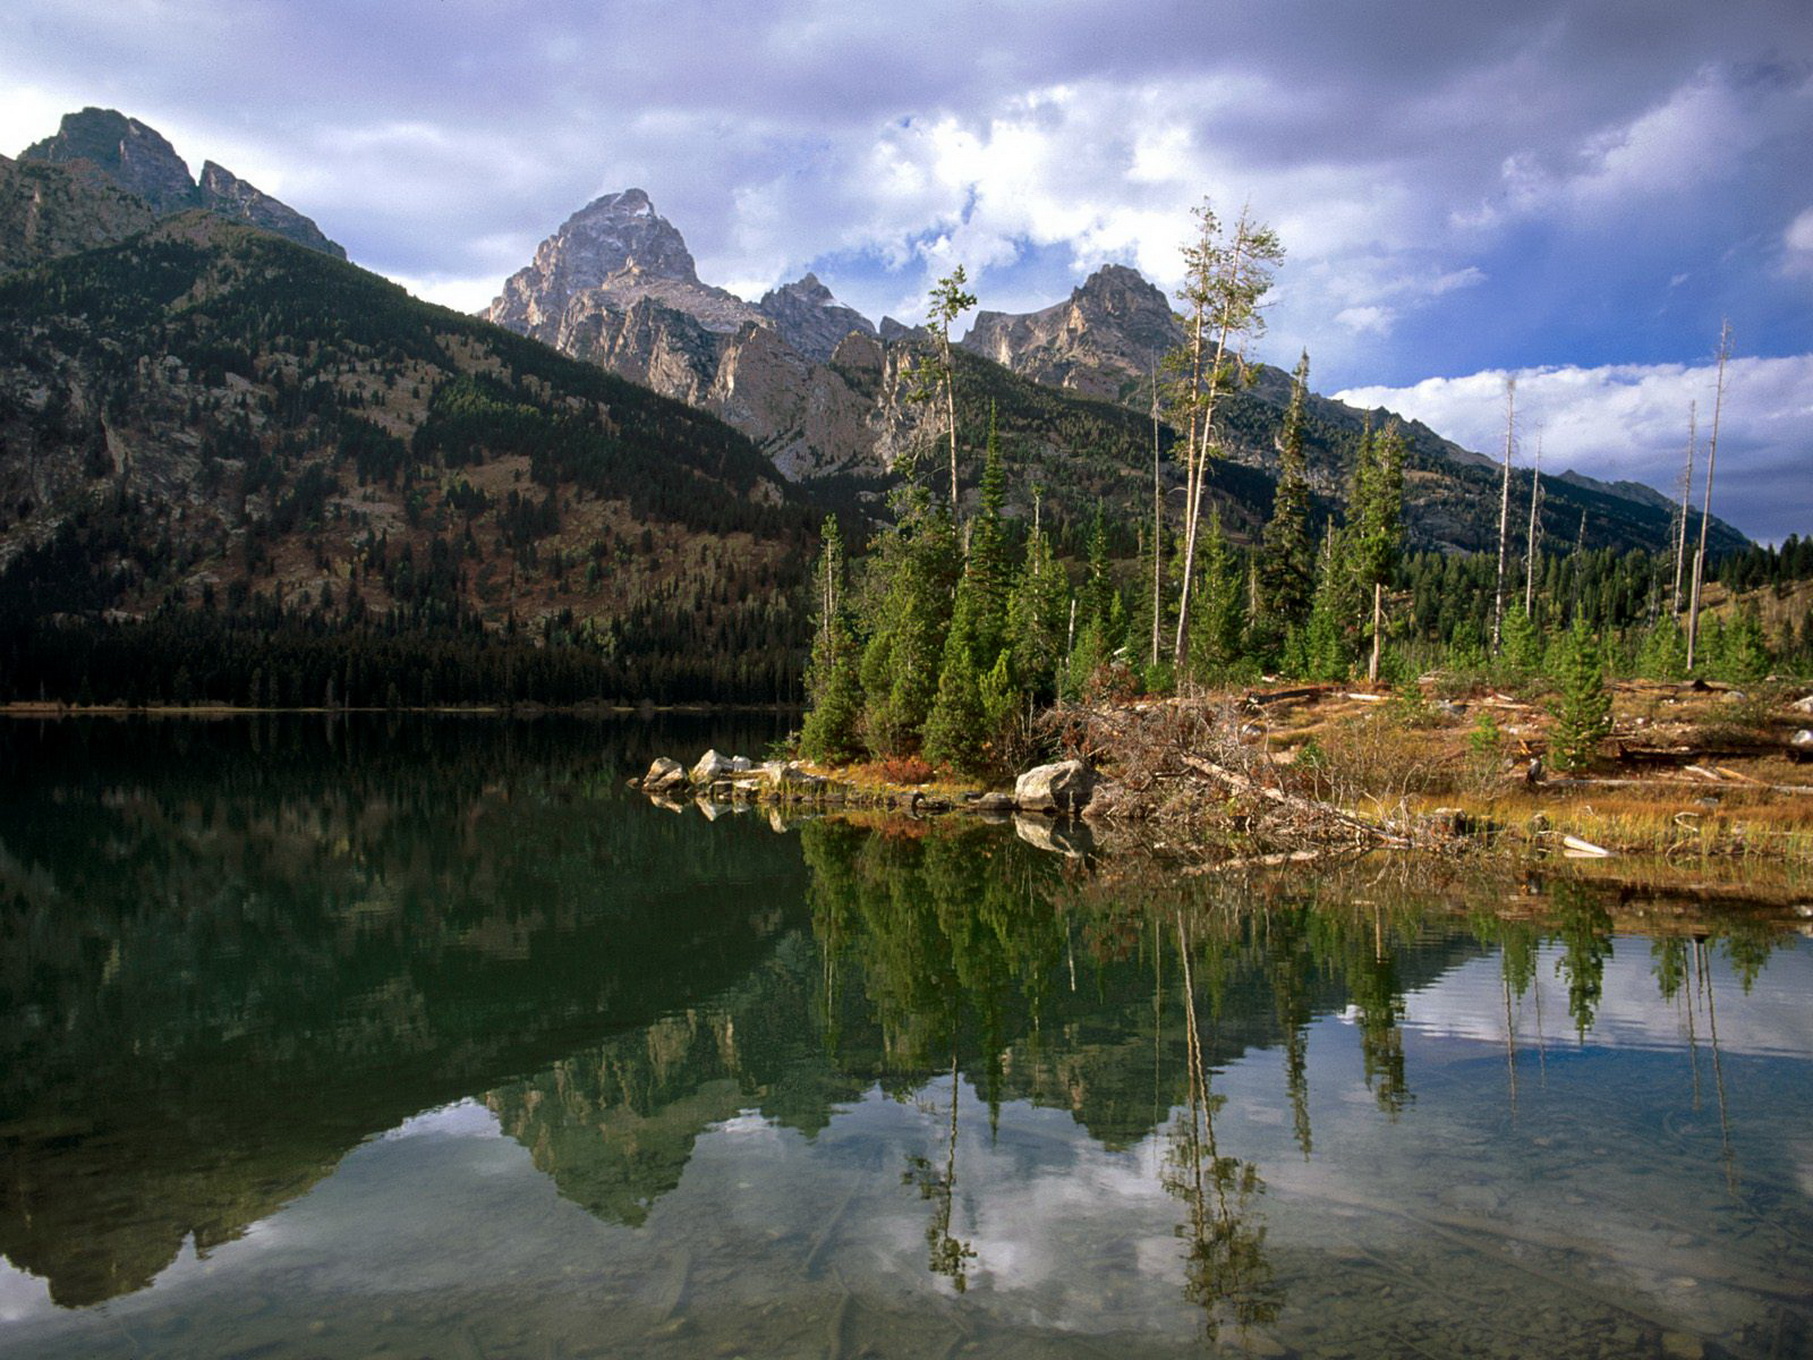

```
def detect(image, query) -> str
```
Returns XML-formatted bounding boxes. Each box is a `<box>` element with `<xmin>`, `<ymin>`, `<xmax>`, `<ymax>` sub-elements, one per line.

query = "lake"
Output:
<box><xmin>1</xmin><ymin>715</ymin><xmax>1809</xmax><ymax>1358</ymax></box>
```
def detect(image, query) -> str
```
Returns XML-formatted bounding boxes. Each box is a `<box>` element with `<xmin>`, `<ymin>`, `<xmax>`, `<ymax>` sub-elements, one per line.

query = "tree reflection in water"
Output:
<box><xmin>1164</xmin><ymin>911</ymin><xmax>1281</xmax><ymax>1343</ymax></box>
<box><xmin>903</xmin><ymin>1051</ymin><xmax>977</xmax><ymax>1291</ymax></box>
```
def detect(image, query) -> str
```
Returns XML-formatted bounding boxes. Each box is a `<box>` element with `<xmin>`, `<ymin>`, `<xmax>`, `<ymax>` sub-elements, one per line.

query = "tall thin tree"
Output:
<box><xmin>1151</xmin><ymin>364</ymin><xmax>1165</xmax><ymax>669</ymax></box>
<box><xmin>1687</xmin><ymin>322</ymin><xmax>1732</xmax><ymax>670</ymax></box>
<box><xmin>908</xmin><ymin>266</ymin><xmax>978</xmax><ymax>519</ymax></box>
<box><xmin>1258</xmin><ymin>350</ymin><xmax>1314</xmax><ymax>637</ymax></box>
<box><xmin>1670</xmin><ymin>402</ymin><xmax>1697</xmax><ymax>617</ymax></box>
<box><xmin>1523</xmin><ymin>432</ymin><xmax>1543</xmax><ymax>616</ymax></box>
<box><xmin>1168</xmin><ymin>203</ymin><xmax>1283</xmax><ymax>671</ymax></box>
<box><xmin>1492</xmin><ymin>376</ymin><xmax>1516</xmax><ymax>650</ymax></box>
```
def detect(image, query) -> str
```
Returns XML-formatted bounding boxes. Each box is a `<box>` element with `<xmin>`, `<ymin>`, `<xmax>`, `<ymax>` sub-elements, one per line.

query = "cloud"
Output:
<box><xmin>2</xmin><ymin>1</ymin><xmax>1811</xmax><ymax>427</ymax></box>
<box><xmin>1336</xmin><ymin>354</ymin><xmax>1813</xmax><ymax>544</ymax></box>
<box><xmin>1784</xmin><ymin>207</ymin><xmax>1813</xmax><ymax>278</ymax></box>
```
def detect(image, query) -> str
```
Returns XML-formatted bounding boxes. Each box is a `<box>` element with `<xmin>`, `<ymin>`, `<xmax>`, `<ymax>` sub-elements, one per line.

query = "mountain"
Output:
<box><xmin>488</xmin><ymin>188</ymin><xmax>757</xmax><ymax>342</ymax></box>
<box><xmin>0</xmin><ymin>212</ymin><xmax>817</xmax><ymax>704</ymax></box>
<box><xmin>961</xmin><ymin>263</ymin><xmax>1178</xmax><ymax>403</ymax></box>
<box><xmin>0</xmin><ymin>153</ymin><xmax>159</xmax><ymax>275</ymax></box>
<box><xmin>756</xmin><ymin>272</ymin><xmax>878</xmax><ymax>362</ymax></box>
<box><xmin>17</xmin><ymin>107</ymin><xmax>344</xmax><ymax>261</ymax></box>
<box><xmin>488</xmin><ymin>192</ymin><xmax>1747</xmax><ymax>558</ymax></box>
<box><xmin>950</xmin><ymin>267</ymin><xmax>1751</xmax><ymax>558</ymax></box>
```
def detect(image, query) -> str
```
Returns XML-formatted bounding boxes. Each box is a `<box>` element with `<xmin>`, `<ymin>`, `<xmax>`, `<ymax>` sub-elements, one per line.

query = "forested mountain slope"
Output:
<box><xmin>0</xmin><ymin>214</ymin><xmax>819</xmax><ymax>703</ymax></box>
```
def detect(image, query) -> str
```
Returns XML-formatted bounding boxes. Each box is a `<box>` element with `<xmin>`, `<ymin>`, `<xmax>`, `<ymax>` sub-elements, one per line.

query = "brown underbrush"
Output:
<box><xmin>1067</xmin><ymin>676</ymin><xmax>1813</xmax><ymax>866</ymax></box>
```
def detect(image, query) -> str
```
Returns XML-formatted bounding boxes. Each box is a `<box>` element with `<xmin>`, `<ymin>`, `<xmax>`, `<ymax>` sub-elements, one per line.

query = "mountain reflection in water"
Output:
<box><xmin>0</xmin><ymin>716</ymin><xmax>1808</xmax><ymax>1359</ymax></box>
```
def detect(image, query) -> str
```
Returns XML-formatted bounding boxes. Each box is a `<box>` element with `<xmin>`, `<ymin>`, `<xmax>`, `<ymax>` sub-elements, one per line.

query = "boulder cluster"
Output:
<box><xmin>633</xmin><ymin>752</ymin><xmax>1106</xmax><ymax>818</ymax></box>
<box><xmin>637</xmin><ymin>749</ymin><xmax>830</xmax><ymax>803</ymax></box>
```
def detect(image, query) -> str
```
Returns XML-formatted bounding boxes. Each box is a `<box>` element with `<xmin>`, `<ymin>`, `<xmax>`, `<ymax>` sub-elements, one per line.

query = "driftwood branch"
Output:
<box><xmin>1179</xmin><ymin>754</ymin><xmax>1411</xmax><ymax>847</ymax></box>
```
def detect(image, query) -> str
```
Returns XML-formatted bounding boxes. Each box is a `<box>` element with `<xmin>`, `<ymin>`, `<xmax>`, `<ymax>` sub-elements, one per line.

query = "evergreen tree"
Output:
<box><xmin>1349</xmin><ymin>422</ymin><xmax>1406</xmax><ymax>683</ymax></box>
<box><xmin>1256</xmin><ymin>351</ymin><xmax>1315</xmax><ymax>643</ymax></box>
<box><xmin>964</xmin><ymin>411</ymin><xmax>1014</xmax><ymax>668</ymax></box>
<box><xmin>1500</xmin><ymin>603</ymin><xmax>1543</xmax><ymax>678</ymax></box>
<box><xmin>1008</xmin><ymin>517</ymin><xmax>1069</xmax><ymax>701</ymax></box>
<box><xmin>799</xmin><ymin>517</ymin><xmax>864</xmax><ymax>762</ymax></box>
<box><xmin>922</xmin><ymin>598</ymin><xmax>987</xmax><ymax>772</ymax></box>
<box><xmin>1081</xmin><ymin>507</ymin><xmax>1119</xmax><ymax>647</ymax></box>
<box><xmin>1721</xmin><ymin>602</ymin><xmax>1770</xmax><ymax>684</ymax></box>
<box><xmin>858</xmin><ymin>466</ymin><xmax>958</xmax><ymax>755</ymax></box>
<box><xmin>1303</xmin><ymin>525</ymin><xmax>1357</xmax><ymax>682</ymax></box>
<box><xmin>1634</xmin><ymin>613</ymin><xmax>1686</xmax><ymax>682</ymax></box>
<box><xmin>1550</xmin><ymin>620</ymin><xmax>1612</xmax><ymax>773</ymax></box>
<box><xmin>1186</xmin><ymin>507</ymin><xmax>1245</xmax><ymax>681</ymax></box>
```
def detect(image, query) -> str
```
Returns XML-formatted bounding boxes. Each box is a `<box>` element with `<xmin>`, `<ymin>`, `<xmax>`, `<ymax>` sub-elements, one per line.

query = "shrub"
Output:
<box><xmin>1549</xmin><ymin>620</ymin><xmax>1612</xmax><ymax>773</ymax></box>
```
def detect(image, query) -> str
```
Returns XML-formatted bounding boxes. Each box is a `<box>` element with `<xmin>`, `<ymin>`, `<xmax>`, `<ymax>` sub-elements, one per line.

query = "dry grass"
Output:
<box><xmin>1235</xmin><ymin>675</ymin><xmax>1813</xmax><ymax>860</ymax></box>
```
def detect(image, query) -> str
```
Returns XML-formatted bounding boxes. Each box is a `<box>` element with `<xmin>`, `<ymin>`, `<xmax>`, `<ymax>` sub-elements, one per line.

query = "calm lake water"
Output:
<box><xmin>1</xmin><ymin>716</ymin><xmax>1809</xmax><ymax>1359</ymax></box>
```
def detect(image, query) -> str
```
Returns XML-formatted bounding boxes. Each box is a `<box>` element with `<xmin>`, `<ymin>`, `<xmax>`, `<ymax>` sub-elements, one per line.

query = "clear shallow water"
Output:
<box><xmin>1</xmin><ymin>717</ymin><xmax>1809</xmax><ymax>1359</ymax></box>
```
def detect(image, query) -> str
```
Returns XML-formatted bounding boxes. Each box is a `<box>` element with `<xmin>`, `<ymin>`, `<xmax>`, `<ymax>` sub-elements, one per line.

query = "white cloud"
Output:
<box><xmin>1784</xmin><ymin>207</ymin><xmax>1813</xmax><ymax>277</ymax></box>
<box><xmin>4</xmin><ymin>0</ymin><xmax>1812</xmax><ymax>440</ymax></box>
<box><xmin>1337</xmin><ymin>354</ymin><xmax>1813</xmax><ymax>543</ymax></box>
<box><xmin>1336</xmin><ymin>305</ymin><xmax>1396</xmax><ymax>336</ymax></box>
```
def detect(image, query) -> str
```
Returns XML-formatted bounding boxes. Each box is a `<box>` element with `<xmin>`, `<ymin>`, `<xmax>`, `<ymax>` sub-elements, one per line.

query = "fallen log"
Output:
<box><xmin>1181</xmin><ymin>848</ymin><xmax>1344</xmax><ymax>874</ymax></box>
<box><xmin>1178</xmin><ymin>754</ymin><xmax>1411</xmax><ymax>847</ymax></box>
<box><xmin>1242</xmin><ymin>684</ymin><xmax>1330</xmax><ymax>706</ymax></box>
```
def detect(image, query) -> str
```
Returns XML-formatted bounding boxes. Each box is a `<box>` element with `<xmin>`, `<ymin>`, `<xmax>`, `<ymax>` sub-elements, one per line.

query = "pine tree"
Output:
<box><xmin>1349</xmin><ymin>422</ymin><xmax>1406</xmax><ymax>683</ymax></box>
<box><xmin>1721</xmin><ymin>601</ymin><xmax>1770</xmax><ymax>684</ymax></box>
<box><xmin>799</xmin><ymin>517</ymin><xmax>864</xmax><ymax>762</ymax></box>
<box><xmin>922</xmin><ymin>599</ymin><xmax>987</xmax><ymax>772</ymax></box>
<box><xmin>1079</xmin><ymin>507</ymin><xmax>1119</xmax><ymax>647</ymax></box>
<box><xmin>1257</xmin><ymin>351</ymin><xmax>1315</xmax><ymax>642</ymax></box>
<box><xmin>1550</xmin><ymin>620</ymin><xmax>1612</xmax><ymax>773</ymax></box>
<box><xmin>1634</xmin><ymin>613</ymin><xmax>1686</xmax><ymax>682</ymax></box>
<box><xmin>1303</xmin><ymin>525</ymin><xmax>1356</xmax><ymax>682</ymax></box>
<box><xmin>858</xmin><ymin>467</ymin><xmax>958</xmax><ymax>755</ymax></box>
<box><xmin>965</xmin><ymin>410</ymin><xmax>1013</xmax><ymax>667</ymax></box>
<box><xmin>1007</xmin><ymin>516</ymin><xmax>1069</xmax><ymax>702</ymax></box>
<box><xmin>1500</xmin><ymin>603</ymin><xmax>1543</xmax><ymax>678</ymax></box>
<box><xmin>1186</xmin><ymin>507</ymin><xmax>1245</xmax><ymax>681</ymax></box>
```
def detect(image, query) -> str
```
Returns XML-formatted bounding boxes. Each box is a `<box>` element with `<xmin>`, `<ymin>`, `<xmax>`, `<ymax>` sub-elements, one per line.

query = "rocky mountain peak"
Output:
<box><xmin>755</xmin><ymin>272</ymin><xmax>876</xmax><ymax>363</ymax></box>
<box><xmin>17</xmin><ymin>107</ymin><xmax>344</xmax><ymax>259</ymax></box>
<box><xmin>198</xmin><ymin>161</ymin><xmax>346</xmax><ymax>261</ymax></box>
<box><xmin>487</xmin><ymin>188</ymin><xmax>704</xmax><ymax>337</ymax></box>
<box><xmin>961</xmin><ymin>263</ymin><xmax>1183</xmax><ymax>401</ymax></box>
<box><xmin>23</xmin><ymin>107</ymin><xmax>198</xmax><ymax>216</ymax></box>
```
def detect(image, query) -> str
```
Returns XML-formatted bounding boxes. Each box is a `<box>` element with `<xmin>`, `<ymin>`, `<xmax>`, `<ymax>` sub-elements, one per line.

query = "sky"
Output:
<box><xmin>3</xmin><ymin>0</ymin><xmax>1810</xmax><ymax>541</ymax></box>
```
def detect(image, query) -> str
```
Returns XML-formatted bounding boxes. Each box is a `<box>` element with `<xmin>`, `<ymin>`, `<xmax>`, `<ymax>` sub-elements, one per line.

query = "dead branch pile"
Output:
<box><xmin>1037</xmin><ymin>697</ymin><xmax>1405</xmax><ymax>850</ymax></box>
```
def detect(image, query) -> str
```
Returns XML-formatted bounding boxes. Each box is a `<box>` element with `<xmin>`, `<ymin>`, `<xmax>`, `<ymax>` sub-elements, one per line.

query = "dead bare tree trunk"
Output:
<box><xmin>1524</xmin><ymin>433</ymin><xmax>1542</xmax><ymax>615</ymax></box>
<box><xmin>1368</xmin><ymin>581</ymin><xmax>1384</xmax><ymax>684</ymax></box>
<box><xmin>1687</xmin><ymin>323</ymin><xmax>1732</xmax><ymax>671</ymax></box>
<box><xmin>1151</xmin><ymin>366</ymin><xmax>1164</xmax><ymax>670</ymax></box>
<box><xmin>1493</xmin><ymin>377</ymin><xmax>1515</xmax><ymax>650</ymax></box>
<box><xmin>1671</xmin><ymin>402</ymin><xmax>1697</xmax><ymax>618</ymax></box>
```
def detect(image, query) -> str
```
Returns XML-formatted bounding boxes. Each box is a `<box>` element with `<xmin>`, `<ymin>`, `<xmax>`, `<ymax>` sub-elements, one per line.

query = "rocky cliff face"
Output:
<box><xmin>755</xmin><ymin>273</ymin><xmax>876</xmax><ymax>363</ymax></box>
<box><xmin>487</xmin><ymin>188</ymin><xmax>761</xmax><ymax>343</ymax></box>
<box><xmin>197</xmin><ymin>161</ymin><xmax>344</xmax><ymax>260</ymax></box>
<box><xmin>961</xmin><ymin>264</ymin><xmax>1181</xmax><ymax>403</ymax></box>
<box><xmin>483</xmin><ymin>190</ymin><xmax>1733</xmax><ymax>555</ymax></box>
<box><xmin>0</xmin><ymin>154</ymin><xmax>159</xmax><ymax>275</ymax></box>
<box><xmin>23</xmin><ymin>108</ymin><xmax>197</xmax><ymax>215</ymax></box>
<box><xmin>487</xmin><ymin>190</ymin><xmax>898</xmax><ymax>478</ymax></box>
<box><xmin>17</xmin><ymin>107</ymin><xmax>345</xmax><ymax>260</ymax></box>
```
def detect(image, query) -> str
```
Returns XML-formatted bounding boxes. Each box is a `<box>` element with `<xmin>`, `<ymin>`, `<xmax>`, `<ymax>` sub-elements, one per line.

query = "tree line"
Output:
<box><xmin>798</xmin><ymin>210</ymin><xmax>1806</xmax><ymax>777</ymax></box>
